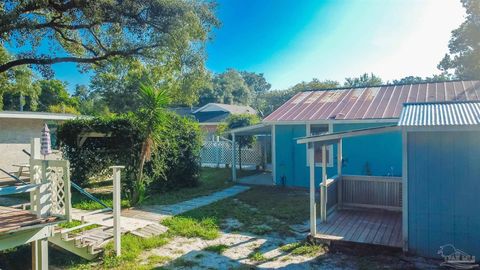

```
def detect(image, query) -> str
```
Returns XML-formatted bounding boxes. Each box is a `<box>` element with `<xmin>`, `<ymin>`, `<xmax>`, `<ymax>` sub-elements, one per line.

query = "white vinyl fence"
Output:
<box><xmin>200</xmin><ymin>140</ymin><xmax>263</xmax><ymax>168</ymax></box>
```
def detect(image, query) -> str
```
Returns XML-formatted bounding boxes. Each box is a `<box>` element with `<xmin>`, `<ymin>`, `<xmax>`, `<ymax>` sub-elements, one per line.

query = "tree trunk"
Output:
<box><xmin>132</xmin><ymin>142</ymin><xmax>147</xmax><ymax>204</ymax></box>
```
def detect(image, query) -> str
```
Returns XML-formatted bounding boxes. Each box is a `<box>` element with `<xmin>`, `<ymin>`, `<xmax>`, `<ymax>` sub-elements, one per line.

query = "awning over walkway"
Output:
<box><xmin>296</xmin><ymin>124</ymin><xmax>399</xmax><ymax>145</ymax></box>
<box><xmin>228</xmin><ymin>123</ymin><xmax>271</xmax><ymax>135</ymax></box>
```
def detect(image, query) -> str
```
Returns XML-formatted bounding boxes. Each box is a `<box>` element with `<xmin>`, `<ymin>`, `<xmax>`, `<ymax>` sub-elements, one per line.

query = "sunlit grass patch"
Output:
<box><xmin>204</xmin><ymin>244</ymin><xmax>229</xmax><ymax>254</ymax></box>
<box><xmin>248</xmin><ymin>251</ymin><xmax>267</xmax><ymax>262</ymax></box>
<box><xmin>161</xmin><ymin>216</ymin><xmax>219</xmax><ymax>240</ymax></box>
<box><xmin>103</xmin><ymin>233</ymin><xmax>169</xmax><ymax>267</ymax></box>
<box><xmin>280</xmin><ymin>241</ymin><xmax>326</xmax><ymax>257</ymax></box>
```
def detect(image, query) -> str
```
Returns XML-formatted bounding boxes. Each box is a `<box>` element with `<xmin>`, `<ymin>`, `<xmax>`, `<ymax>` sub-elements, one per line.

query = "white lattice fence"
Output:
<box><xmin>30</xmin><ymin>159</ymin><xmax>72</xmax><ymax>220</ymax></box>
<box><xmin>200</xmin><ymin>140</ymin><xmax>263</xmax><ymax>166</ymax></box>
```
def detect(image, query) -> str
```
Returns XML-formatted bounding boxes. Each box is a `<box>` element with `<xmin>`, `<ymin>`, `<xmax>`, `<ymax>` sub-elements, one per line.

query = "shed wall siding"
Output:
<box><xmin>274</xmin><ymin>122</ymin><xmax>401</xmax><ymax>188</ymax></box>
<box><xmin>407</xmin><ymin>131</ymin><xmax>480</xmax><ymax>258</ymax></box>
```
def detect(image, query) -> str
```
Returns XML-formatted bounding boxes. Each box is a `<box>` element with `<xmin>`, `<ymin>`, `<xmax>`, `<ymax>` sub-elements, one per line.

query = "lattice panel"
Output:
<box><xmin>48</xmin><ymin>166</ymin><xmax>66</xmax><ymax>216</ymax></box>
<box><xmin>30</xmin><ymin>160</ymin><xmax>71</xmax><ymax>219</ymax></box>
<box><xmin>200</xmin><ymin>140</ymin><xmax>263</xmax><ymax>166</ymax></box>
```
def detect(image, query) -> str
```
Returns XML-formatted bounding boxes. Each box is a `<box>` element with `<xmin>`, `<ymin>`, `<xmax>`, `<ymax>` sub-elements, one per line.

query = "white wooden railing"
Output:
<box><xmin>339</xmin><ymin>175</ymin><xmax>402</xmax><ymax>211</ymax></box>
<box><xmin>30</xmin><ymin>159</ymin><xmax>72</xmax><ymax>221</ymax></box>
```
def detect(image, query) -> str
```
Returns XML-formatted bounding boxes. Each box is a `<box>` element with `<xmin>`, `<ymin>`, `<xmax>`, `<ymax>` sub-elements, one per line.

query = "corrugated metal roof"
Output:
<box><xmin>398</xmin><ymin>101</ymin><xmax>480</xmax><ymax>127</ymax></box>
<box><xmin>263</xmin><ymin>80</ymin><xmax>480</xmax><ymax>122</ymax></box>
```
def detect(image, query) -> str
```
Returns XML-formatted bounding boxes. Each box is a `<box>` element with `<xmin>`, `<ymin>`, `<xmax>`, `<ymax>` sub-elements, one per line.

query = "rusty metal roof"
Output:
<box><xmin>398</xmin><ymin>101</ymin><xmax>480</xmax><ymax>127</ymax></box>
<box><xmin>263</xmin><ymin>81</ymin><xmax>480</xmax><ymax>122</ymax></box>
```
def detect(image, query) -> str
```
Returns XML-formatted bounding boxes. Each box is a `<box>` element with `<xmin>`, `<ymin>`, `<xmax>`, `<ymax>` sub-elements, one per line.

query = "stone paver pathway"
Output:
<box><xmin>122</xmin><ymin>185</ymin><xmax>250</xmax><ymax>222</ymax></box>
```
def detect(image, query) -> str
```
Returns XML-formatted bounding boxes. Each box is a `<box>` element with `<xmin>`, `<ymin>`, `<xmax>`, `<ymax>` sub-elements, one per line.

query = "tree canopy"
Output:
<box><xmin>438</xmin><ymin>0</ymin><xmax>480</xmax><ymax>79</ymax></box>
<box><xmin>344</xmin><ymin>73</ymin><xmax>383</xmax><ymax>87</ymax></box>
<box><xmin>0</xmin><ymin>0</ymin><xmax>218</xmax><ymax>75</ymax></box>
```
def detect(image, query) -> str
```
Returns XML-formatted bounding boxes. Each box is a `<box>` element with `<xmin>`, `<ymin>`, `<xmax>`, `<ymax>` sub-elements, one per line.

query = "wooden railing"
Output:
<box><xmin>340</xmin><ymin>175</ymin><xmax>402</xmax><ymax>211</ymax></box>
<box><xmin>30</xmin><ymin>159</ymin><xmax>72</xmax><ymax>221</ymax></box>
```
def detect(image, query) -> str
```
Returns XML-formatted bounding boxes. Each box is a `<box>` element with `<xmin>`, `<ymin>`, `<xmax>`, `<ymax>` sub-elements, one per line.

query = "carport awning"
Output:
<box><xmin>296</xmin><ymin>125</ymin><xmax>399</xmax><ymax>145</ymax></box>
<box><xmin>229</xmin><ymin>123</ymin><xmax>271</xmax><ymax>136</ymax></box>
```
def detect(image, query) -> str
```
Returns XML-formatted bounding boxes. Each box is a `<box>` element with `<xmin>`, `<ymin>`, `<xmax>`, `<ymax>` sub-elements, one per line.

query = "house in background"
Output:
<box><xmin>0</xmin><ymin>111</ymin><xmax>78</xmax><ymax>177</ymax></box>
<box><xmin>171</xmin><ymin>103</ymin><xmax>257</xmax><ymax>141</ymax></box>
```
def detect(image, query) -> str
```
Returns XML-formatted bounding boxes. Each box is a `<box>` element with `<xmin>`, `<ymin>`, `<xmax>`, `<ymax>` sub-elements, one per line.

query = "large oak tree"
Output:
<box><xmin>0</xmin><ymin>0</ymin><xmax>218</xmax><ymax>75</ymax></box>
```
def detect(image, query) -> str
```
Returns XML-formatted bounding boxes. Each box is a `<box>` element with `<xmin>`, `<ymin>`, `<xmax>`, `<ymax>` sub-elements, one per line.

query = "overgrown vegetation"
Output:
<box><xmin>58</xmin><ymin>110</ymin><xmax>202</xmax><ymax>204</ymax></box>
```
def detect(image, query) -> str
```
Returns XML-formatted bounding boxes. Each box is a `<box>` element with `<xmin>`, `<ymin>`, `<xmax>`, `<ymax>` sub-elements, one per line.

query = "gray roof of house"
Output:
<box><xmin>398</xmin><ymin>101</ymin><xmax>480</xmax><ymax>127</ymax></box>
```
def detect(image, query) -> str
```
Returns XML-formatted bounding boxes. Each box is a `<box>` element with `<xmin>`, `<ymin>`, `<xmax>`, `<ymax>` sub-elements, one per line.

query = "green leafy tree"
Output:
<box><xmin>218</xmin><ymin>114</ymin><xmax>260</xmax><ymax>171</ymax></box>
<box><xmin>240</xmin><ymin>71</ymin><xmax>271</xmax><ymax>94</ymax></box>
<box><xmin>0</xmin><ymin>0</ymin><xmax>218</xmax><ymax>75</ymax></box>
<box><xmin>35</xmin><ymin>79</ymin><xmax>77</xmax><ymax>112</ymax></box>
<box><xmin>133</xmin><ymin>84</ymin><xmax>170</xmax><ymax>203</ymax></box>
<box><xmin>392</xmin><ymin>74</ymin><xmax>453</xmax><ymax>84</ymax></box>
<box><xmin>438</xmin><ymin>0</ymin><xmax>480</xmax><ymax>79</ymax></box>
<box><xmin>199</xmin><ymin>69</ymin><xmax>252</xmax><ymax>105</ymax></box>
<box><xmin>344</xmin><ymin>73</ymin><xmax>383</xmax><ymax>87</ymax></box>
<box><xmin>0</xmin><ymin>45</ymin><xmax>39</xmax><ymax>110</ymax></box>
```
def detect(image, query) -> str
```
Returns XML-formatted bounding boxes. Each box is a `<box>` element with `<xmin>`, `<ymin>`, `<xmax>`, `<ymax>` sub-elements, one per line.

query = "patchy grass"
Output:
<box><xmin>280</xmin><ymin>241</ymin><xmax>326</xmax><ymax>257</ymax></box>
<box><xmin>147</xmin><ymin>254</ymin><xmax>171</xmax><ymax>265</ymax></box>
<box><xmin>102</xmin><ymin>234</ymin><xmax>170</xmax><ymax>268</ymax></box>
<box><xmin>142</xmin><ymin>168</ymin><xmax>259</xmax><ymax>206</ymax></box>
<box><xmin>204</xmin><ymin>244</ymin><xmax>229</xmax><ymax>254</ymax></box>
<box><xmin>248</xmin><ymin>251</ymin><xmax>267</xmax><ymax>262</ymax></box>
<box><xmin>180</xmin><ymin>185</ymin><xmax>310</xmax><ymax>236</ymax></box>
<box><xmin>161</xmin><ymin>216</ymin><xmax>220</xmax><ymax>240</ymax></box>
<box><xmin>71</xmin><ymin>191</ymin><xmax>131</xmax><ymax>210</ymax></box>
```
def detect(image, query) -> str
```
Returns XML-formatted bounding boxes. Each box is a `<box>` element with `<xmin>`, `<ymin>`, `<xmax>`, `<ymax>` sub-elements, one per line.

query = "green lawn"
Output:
<box><xmin>141</xmin><ymin>167</ymin><xmax>259</xmax><ymax>206</ymax></box>
<box><xmin>180</xmin><ymin>185</ymin><xmax>310</xmax><ymax>236</ymax></box>
<box><xmin>71</xmin><ymin>167</ymin><xmax>260</xmax><ymax>210</ymax></box>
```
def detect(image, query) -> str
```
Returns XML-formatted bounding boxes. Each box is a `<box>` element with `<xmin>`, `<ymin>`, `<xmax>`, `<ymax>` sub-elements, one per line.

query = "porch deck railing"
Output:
<box><xmin>339</xmin><ymin>175</ymin><xmax>402</xmax><ymax>211</ymax></box>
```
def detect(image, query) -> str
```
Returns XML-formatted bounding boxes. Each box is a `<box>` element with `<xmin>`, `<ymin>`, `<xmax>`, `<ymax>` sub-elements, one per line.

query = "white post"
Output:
<box><xmin>308</xmin><ymin>142</ymin><xmax>316</xmax><ymax>236</ymax></box>
<box><xmin>30</xmin><ymin>138</ymin><xmax>41</xmax><ymax>213</ymax></box>
<box><xmin>110</xmin><ymin>165</ymin><xmax>124</xmax><ymax>257</ymax></box>
<box><xmin>231</xmin><ymin>133</ymin><xmax>237</xmax><ymax>182</ymax></box>
<box><xmin>271</xmin><ymin>125</ymin><xmax>276</xmax><ymax>185</ymax></box>
<box><xmin>321</xmin><ymin>145</ymin><xmax>327</xmax><ymax>223</ymax></box>
<box><xmin>337</xmin><ymin>139</ymin><xmax>342</xmax><ymax>209</ymax></box>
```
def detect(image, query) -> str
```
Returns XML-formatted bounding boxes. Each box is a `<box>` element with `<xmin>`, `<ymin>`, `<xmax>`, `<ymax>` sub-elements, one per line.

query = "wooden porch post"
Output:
<box><xmin>231</xmin><ymin>132</ymin><xmax>237</xmax><ymax>182</ymax></box>
<box><xmin>337</xmin><ymin>139</ymin><xmax>342</xmax><ymax>209</ymax></box>
<box><xmin>321</xmin><ymin>145</ymin><xmax>327</xmax><ymax>223</ymax></box>
<box><xmin>308</xmin><ymin>142</ymin><xmax>316</xmax><ymax>236</ymax></box>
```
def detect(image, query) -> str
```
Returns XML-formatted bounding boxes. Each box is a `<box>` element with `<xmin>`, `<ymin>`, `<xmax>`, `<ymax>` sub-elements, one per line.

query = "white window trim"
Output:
<box><xmin>306</xmin><ymin>123</ymin><xmax>334</xmax><ymax>167</ymax></box>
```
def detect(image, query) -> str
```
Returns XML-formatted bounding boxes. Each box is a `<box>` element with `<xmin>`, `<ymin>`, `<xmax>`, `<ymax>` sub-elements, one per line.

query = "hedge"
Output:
<box><xmin>57</xmin><ymin>112</ymin><xmax>202</xmax><ymax>198</ymax></box>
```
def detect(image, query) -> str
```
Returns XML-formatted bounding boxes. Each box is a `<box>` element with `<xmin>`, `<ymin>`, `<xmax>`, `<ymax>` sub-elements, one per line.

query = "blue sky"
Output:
<box><xmin>23</xmin><ymin>0</ymin><xmax>466</xmax><ymax>91</ymax></box>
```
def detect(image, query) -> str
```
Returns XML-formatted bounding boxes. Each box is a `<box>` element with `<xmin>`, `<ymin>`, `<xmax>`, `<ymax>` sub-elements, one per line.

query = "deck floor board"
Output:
<box><xmin>0</xmin><ymin>206</ymin><xmax>56</xmax><ymax>233</ymax></box>
<box><xmin>315</xmin><ymin>209</ymin><xmax>402</xmax><ymax>248</ymax></box>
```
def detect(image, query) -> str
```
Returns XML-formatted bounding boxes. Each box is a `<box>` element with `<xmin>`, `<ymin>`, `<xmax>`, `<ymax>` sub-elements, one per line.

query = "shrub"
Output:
<box><xmin>57</xmin><ymin>112</ymin><xmax>202</xmax><ymax>201</ymax></box>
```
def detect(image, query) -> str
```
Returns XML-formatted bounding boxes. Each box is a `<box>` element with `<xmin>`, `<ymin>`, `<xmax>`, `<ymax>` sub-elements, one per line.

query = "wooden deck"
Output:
<box><xmin>0</xmin><ymin>206</ymin><xmax>57</xmax><ymax>234</ymax></box>
<box><xmin>314</xmin><ymin>209</ymin><xmax>402</xmax><ymax>248</ymax></box>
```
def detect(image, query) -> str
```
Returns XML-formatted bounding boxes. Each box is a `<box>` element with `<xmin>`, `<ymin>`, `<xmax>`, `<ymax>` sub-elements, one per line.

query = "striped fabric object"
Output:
<box><xmin>41</xmin><ymin>123</ymin><xmax>52</xmax><ymax>156</ymax></box>
<box><xmin>398</xmin><ymin>101</ymin><xmax>480</xmax><ymax>127</ymax></box>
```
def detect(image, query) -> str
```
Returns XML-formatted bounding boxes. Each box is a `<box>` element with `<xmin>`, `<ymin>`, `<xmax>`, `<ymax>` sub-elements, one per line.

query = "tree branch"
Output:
<box><xmin>0</xmin><ymin>45</ymin><xmax>160</xmax><ymax>73</ymax></box>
